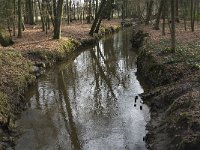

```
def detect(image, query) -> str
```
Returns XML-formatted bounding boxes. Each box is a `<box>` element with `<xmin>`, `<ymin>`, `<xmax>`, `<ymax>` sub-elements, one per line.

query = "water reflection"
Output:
<box><xmin>15</xmin><ymin>28</ymin><xmax>150</xmax><ymax>150</ymax></box>
<box><xmin>57</xmin><ymin>71</ymin><xmax>81</xmax><ymax>150</ymax></box>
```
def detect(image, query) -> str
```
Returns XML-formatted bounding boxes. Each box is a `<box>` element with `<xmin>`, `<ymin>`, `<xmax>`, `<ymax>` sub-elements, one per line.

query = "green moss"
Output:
<box><xmin>26</xmin><ymin>38</ymin><xmax>80</xmax><ymax>62</ymax></box>
<box><xmin>0</xmin><ymin>49</ymin><xmax>35</xmax><ymax>90</ymax></box>
<box><xmin>59</xmin><ymin>38</ymin><xmax>79</xmax><ymax>53</ymax></box>
<box><xmin>112</xmin><ymin>25</ymin><xmax>121</xmax><ymax>31</ymax></box>
<box><xmin>0</xmin><ymin>49</ymin><xmax>36</xmax><ymax>123</ymax></box>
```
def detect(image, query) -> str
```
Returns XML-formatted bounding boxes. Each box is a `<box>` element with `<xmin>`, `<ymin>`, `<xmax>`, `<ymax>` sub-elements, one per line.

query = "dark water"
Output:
<box><xmin>15</xmin><ymin>28</ymin><xmax>150</xmax><ymax>150</ymax></box>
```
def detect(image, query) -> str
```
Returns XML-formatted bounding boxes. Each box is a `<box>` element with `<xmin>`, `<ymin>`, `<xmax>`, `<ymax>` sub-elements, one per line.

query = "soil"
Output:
<box><xmin>137</xmin><ymin>22</ymin><xmax>200</xmax><ymax>150</ymax></box>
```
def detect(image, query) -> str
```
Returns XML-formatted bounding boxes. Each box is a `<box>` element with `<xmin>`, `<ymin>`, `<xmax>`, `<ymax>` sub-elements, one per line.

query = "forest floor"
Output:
<box><xmin>143</xmin><ymin>22</ymin><xmax>200</xmax><ymax>44</ymax></box>
<box><xmin>0</xmin><ymin>19</ymin><xmax>122</xmax><ymax>149</ymax></box>
<box><xmin>137</xmin><ymin>21</ymin><xmax>200</xmax><ymax>150</ymax></box>
<box><xmin>0</xmin><ymin>19</ymin><xmax>121</xmax><ymax>52</ymax></box>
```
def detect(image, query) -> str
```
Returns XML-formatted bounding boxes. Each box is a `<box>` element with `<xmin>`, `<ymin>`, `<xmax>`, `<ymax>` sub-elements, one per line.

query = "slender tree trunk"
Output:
<box><xmin>95</xmin><ymin>0</ymin><xmax>98</xmax><ymax>16</ymax></box>
<box><xmin>73</xmin><ymin>3</ymin><xmax>76</xmax><ymax>20</ymax></box>
<box><xmin>13</xmin><ymin>0</ymin><xmax>16</xmax><ymax>36</ymax></box>
<box><xmin>83</xmin><ymin>8</ymin><xmax>85</xmax><ymax>21</ymax></box>
<box><xmin>122</xmin><ymin>2</ymin><xmax>125</xmax><ymax>19</ymax></box>
<box><xmin>145</xmin><ymin>0</ymin><xmax>154</xmax><ymax>25</ymax></box>
<box><xmin>154</xmin><ymin>0</ymin><xmax>165</xmax><ymax>30</ymax></box>
<box><xmin>34</xmin><ymin>0</ymin><xmax>38</xmax><ymax>23</ymax></box>
<box><xmin>37</xmin><ymin>0</ymin><xmax>45</xmax><ymax>31</ymax></box>
<box><xmin>191</xmin><ymin>0</ymin><xmax>197</xmax><ymax>32</ymax></box>
<box><xmin>125</xmin><ymin>0</ymin><xmax>128</xmax><ymax>18</ymax></box>
<box><xmin>47</xmin><ymin>15</ymin><xmax>50</xmax><ymax>29</ymax></box>
<box><xmin>66</xmin><ymin>0</ymin><xmax>70</xmax><ymax>24</ymax></box>
<box><xmin>89</xmin><ymin>0</ymin><xmax>107</xmax><ymax>35</ymax></box>
<box><xmin>197</xmin><ymin>0</ymin><xmax>199</xmax><ymax>24</ymax></box>
<box><xmin>87</xmin><ymin>0</ymin><xmax>92</xmax><ymax>23</ymax></box>
<box><xmin>53</xmin><ymin>0</ymin><xmax>57</xmax><ymax>19</ymax></box>
<box><xmin>69</xmin><ymin>0</ymin><xmax>72</xmax><ymax>22</ymax></box>
<box><xmin>46</xmin><ymin>0</ymin><xmax>55</xmax><ymax>27</ymax></box>
<box><xmin>175</xmin><ymin>0</ymin><xmax>179</xmax><ymax>22</ymax></box>
<box><xmin>171</xmin><ymin>0</ymin><xmax>176</xmax><ymax>52</ymax></box>
<box><xmin>94</xmin><ymin>19</ymin><xmax>102</xmax><ymax>33</ymax></box>
<box><xmin>24</xmin><ymin>0</ymin><xmax>28</xmax><ymax>23</ymax></box>
<box><xmin>183</xmin><ymin>1</ymin><xmax>187</xmax><ymax>31</ymax></box>
<box><xmin>191</xmin><ymin>0</ymin><xmax>194</xmax><ymax>31</ymax></box>
<box><xmin>18</xmin><ymin>0</ymin><xmax>22</xmax><ymax>38</ymax></box>
<box><xmin>92</xmin><ymin>0</ymin><xmax>95</xmax><ymax>17</ymax></box>
<box><xmin>77</xmin><ymin>3</ymin><xmax>79</xmax><ymax>20</ymax></box>
<box><xmin>162</xmin><ymin>2</ymin><xmax>166</xmax><ymax>35</ymax></box>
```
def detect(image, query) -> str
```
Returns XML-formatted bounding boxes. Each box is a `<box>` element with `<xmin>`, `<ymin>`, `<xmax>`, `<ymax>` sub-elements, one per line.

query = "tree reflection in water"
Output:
<box><xmin>57</xmin><ymin>71</ymin><xmax>81</xmax><ymax>150</ymax></box>
<box><xmin>16</xmin><ymin>28</ymin><xmax>150</xmax><ymax>150</ymax></box>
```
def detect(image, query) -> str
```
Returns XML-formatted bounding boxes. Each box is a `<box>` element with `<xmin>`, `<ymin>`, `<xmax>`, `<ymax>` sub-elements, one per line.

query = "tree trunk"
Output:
<box><xmin>94</xmin><ymin>19</ymin><xmax>102</xmax><ymax>33</ymax></box>
<box><xmin>13</xmin><ymin>0</ymin><xmax>16</xmax><ymax>36</ymax></box>
<box><xmin>87</xmin><ymin>0</ymin><xmax>92</xmax><ymax>23</ymax></box>
<box><xmin>95</xmin><ymin>0</ymin><xmax>98</xmax><ymax>16</ymax></box>
<box><xmin>171</xmin><ymin>0</ymin><xmax>176</xmax><ymax>52</ymax></box>
<box><xmin>191</xmin><ymin>0</ymin><xmax>197</xmax><ymax>32</ymax></box>
<box><xmin>37</xmin><ymin>0</ymin><xmax>45</xmax><ymax>31</ymax></box>
<box><xmin>175</xmin><ymin>0</ymin><xmax>179</xmax><ymax>23</ymax></box>
<box><xmin>46</xmin><ymin>0</ymin><xmax>55</xmax><ymax>27</ymax></box>
<box><xmin>162</xmin><ymin>1</ymin><xmax>166</xmax><ymax>35</ymax></box>
<box><xmin>73</xmin><ymin>3</ymin><xmax>76</xmax><ymax>20</ymax></box>
<box><xmin>183</xmin><ymin>1</ymin><xmax>187</xmax><ymax>31</ymax></box>
<box><xmin>122</xmin><ymin>5</ymin><xmax>124</xmax><ymax>19</ymax></box>
<box><xmin>66</xmin><ymin>0</ymin><xmax>70</xmax><ymax>24</ymax></box>
<box><xmin>89</xmin><ymin>0</ymin><xmax>107</xmax><ymax>35</ymax></box>
<box><xmin>18</xmin><ymin>0</ymin><xmax>22</xmax><ymax>38</ymax></box>
<box><xmin>53</xmin><ymin>0</ymin><xmax>64</xmax><ymax>39</ymax></box>
<box><xmin>154</xmin><ymin>0</ymin><xmax>165</xmax><ymax>30</ymax></box>
<box><xmin>197</xmin><ymin>0</ymin><xmax>199</xmax><ymax>24</ymax></box>
<box><xmin>28</xmin><ymin>0</ymin><xmax>35</xmax><ymax>25</ymax></box>
<box><xmin>107</xmin><ymin>0</ymin><xmax>114</xmax><ymax>20</ymax></box>
<box><xmin>145</xmin><ymin>0</ymin><xmax>154</xmax><ymax>25</ymax></box>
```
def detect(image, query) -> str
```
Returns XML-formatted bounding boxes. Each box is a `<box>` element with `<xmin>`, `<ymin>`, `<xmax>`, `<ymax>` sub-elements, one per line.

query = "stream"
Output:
<box><xmin>15</xmin><ymin>28</ymin><xmax>150</xmax><ymax>150</ymax></box>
